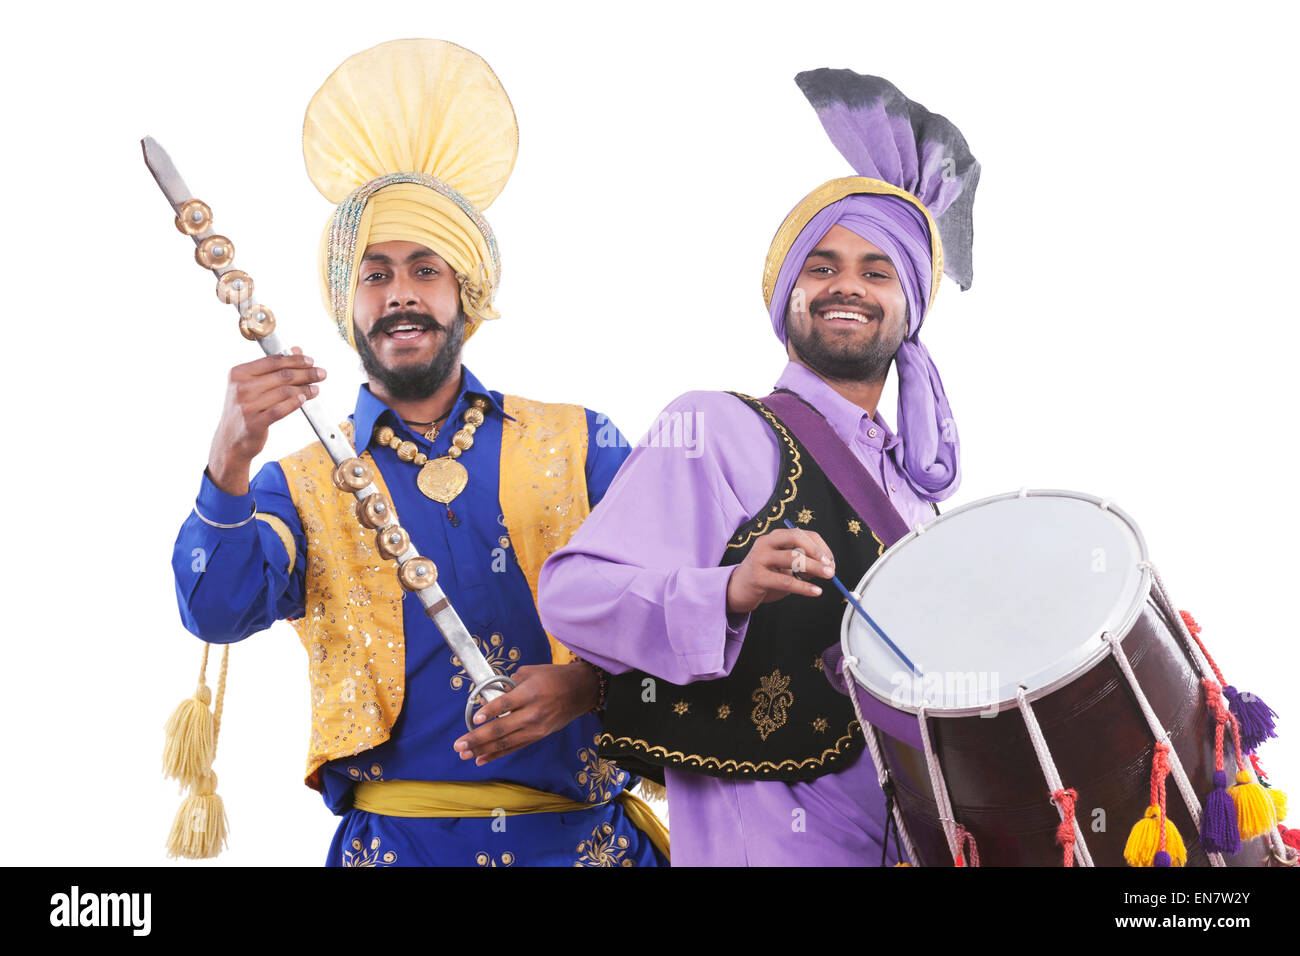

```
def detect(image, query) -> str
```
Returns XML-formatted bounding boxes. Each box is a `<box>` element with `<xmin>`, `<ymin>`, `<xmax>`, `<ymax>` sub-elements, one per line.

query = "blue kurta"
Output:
<box><xmin>173</xmin><ymin>366</ymin><xmax>663</xmax><ymax>866</ymax></box>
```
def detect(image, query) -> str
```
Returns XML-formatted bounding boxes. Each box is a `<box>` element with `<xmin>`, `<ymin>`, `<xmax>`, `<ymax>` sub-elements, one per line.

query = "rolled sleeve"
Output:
<box><xmin>539</xmin><ymin>391</ymin><xmax>776</xmax><ymax>684</ymax></box>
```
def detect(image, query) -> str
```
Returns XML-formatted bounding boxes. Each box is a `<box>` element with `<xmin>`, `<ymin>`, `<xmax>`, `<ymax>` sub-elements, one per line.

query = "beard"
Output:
<box><xmin>353</xmin><ymin>308</ymin><xmax>466</xmax><ymax>402</ymax></box>
<box><xmin>787</xmin><ymin>295</ymin><xmax>908</xmax><ymax>384</ymax></box>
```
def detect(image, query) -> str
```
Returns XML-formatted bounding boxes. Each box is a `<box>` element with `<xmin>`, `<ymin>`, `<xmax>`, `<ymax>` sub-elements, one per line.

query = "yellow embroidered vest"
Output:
<box><xmin>278</xmin><ymin>395</ymin><xmax>591</xmax><ymax>785</ymax></box>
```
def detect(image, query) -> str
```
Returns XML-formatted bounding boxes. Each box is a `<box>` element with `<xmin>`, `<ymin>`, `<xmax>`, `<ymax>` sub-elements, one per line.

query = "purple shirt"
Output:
<box><xmin>538</xmin><ymin>361</ymin><xmax>936</xmax><ymax>866</ymax></box>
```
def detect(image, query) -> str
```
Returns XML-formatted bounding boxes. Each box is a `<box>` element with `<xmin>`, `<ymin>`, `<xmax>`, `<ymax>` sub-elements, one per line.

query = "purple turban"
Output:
<box><xmin>764</xmin><ymin>70</ymin><xmax>979</xmax><ymax>502</ymax></box>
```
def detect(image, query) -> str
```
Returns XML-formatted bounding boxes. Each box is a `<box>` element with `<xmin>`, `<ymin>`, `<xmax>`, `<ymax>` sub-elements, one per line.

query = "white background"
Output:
<box><xmin>1</xmin><ymin>0</ymin><xmax>1296</xmax><ymax>866</ymax></box>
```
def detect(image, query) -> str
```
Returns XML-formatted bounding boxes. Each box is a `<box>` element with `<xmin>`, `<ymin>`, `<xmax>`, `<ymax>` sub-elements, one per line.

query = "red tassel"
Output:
<box><xmin>1280</xmin><ymin>826</ymin><xmax>1300</xmax><ymax>853</ymax></box>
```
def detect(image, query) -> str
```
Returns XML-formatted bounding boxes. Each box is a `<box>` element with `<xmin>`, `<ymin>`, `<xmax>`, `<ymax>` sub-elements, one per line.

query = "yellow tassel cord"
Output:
<box><xmin>1230</xmin><ymin>770</ymin><xmax>1276</xmax><ymax>840</ymax></box>
<box><xmin>164</xmin><ymin>644</ymin><xmax>231</xmax><ymax>859</ymax></box>
<box><xmin>1268</xmin><ymin>786</ymin><xmax>1287</xmax><ymax>824</ymax></box>
<box><xmin>162</xmin><ymin>647</ymin><xmax>215</xmax><ymax>788</ymax></box>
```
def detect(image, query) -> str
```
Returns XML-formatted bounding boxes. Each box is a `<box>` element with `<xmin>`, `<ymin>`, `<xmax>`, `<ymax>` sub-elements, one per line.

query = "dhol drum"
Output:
<box><xmin>838</xmin><ymin>489</ymin><xmax>1289</xmax><ymax>867</ymax></box>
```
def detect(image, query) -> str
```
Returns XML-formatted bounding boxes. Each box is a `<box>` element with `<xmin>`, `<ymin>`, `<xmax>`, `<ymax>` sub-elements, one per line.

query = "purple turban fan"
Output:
<box><xmin>767</xmin><ymin>70</ymin><xmax>980</xmax><ymax>502</ymax></box>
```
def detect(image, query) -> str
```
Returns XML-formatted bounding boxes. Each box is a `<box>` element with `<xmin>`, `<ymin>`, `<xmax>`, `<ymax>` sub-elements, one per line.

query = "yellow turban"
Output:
<box><xmin>302</xmin><ymin>39</ymin><xmax>518</xmax><ymax>349</ymax></box>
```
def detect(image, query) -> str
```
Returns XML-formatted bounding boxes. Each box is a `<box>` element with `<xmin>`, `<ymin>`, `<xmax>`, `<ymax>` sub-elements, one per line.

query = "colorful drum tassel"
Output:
<box><xmin>1203</xmin><ymin>679</ymin><xmax>1277</xmax><ymax>841</ymax></box>
<box><xmin>1181</xmin><ymin>611</ymin><xmax>1278</xmax><ymax>751</ymax></box>
<box><xmin>1279</xmin><ymin>825</ymin><xmax>1300</xmax><ymax>854</ymax></box>
<box><xmin>1249</xmin><ymin>754</ymin><xmax>1288</xmax><ymax>823</ymax></box>
<box><xmin>1126</xmin><ymin>742</ymin><xmax>1186</xmax><ymax>867</ymax></box>
<box><xmin>1224</xmin><ymin>686</ymin><xmax>1278</xmax><ymax>753</ymax></box>
<box><xmin>1200</xmin><ymin>682</ymin><xmax>1242</xmax><ymax>854</ymax></box>
<box><xmin>1269</xmin><ymin>786</ymin><xmax>1287</xmax><ymax>823</ymax></box>
<box><xmin>1230</xmin><ymin>770</ymin><xmax>1276</xmax><ymax>841</ymax></box>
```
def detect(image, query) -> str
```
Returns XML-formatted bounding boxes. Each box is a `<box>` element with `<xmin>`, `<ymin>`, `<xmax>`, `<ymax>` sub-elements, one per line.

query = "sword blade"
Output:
<box><xmin>141</xmin><ymin>134</ymin><xmax>512</xmax><ymax>720</ymax></box>
<box><xmin>140</xmin><ymin>136</ymin><xmax>194</xmax><ymax>213</ymax></box>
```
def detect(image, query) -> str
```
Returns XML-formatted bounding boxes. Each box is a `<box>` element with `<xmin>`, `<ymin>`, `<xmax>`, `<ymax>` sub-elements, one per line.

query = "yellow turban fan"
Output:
<box><xmin>302</xmin><ymin>38</ymin><xmax>519</xmax><ymax>348</ymax></box>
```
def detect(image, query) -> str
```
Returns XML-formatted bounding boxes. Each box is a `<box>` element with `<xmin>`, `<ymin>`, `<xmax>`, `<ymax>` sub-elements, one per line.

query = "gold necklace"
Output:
<box><xmin>373</xmin><ymin>397</ymin><xmax>488</xmax><ymax>505</ymax></box>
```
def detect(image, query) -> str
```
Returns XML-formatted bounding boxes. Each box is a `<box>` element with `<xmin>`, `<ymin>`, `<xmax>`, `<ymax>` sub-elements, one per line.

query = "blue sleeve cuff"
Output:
<box><xmin>196</xmin><ymin>469</ymin><xmax>257</xmax><ymax>526</ymax></box>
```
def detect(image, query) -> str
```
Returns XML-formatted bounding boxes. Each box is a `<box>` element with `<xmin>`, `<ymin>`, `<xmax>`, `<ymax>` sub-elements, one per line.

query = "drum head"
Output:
<box><xmin>841</xmin><ymin>490</ymin><xmax>1150</xmax><ymax>715</ymax></box>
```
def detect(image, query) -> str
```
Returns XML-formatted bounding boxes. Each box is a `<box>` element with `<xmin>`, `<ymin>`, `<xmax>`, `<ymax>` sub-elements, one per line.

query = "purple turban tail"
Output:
<box><xmin>768</xmin><ymin>193</ymin><xmax>960</xmax><ymax>502</ymax></box>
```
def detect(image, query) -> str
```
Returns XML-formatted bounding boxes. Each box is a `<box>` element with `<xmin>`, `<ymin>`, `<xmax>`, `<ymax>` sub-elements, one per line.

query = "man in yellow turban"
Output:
<box><xmin>172</xmin><ymin>39</ymin><xmax>667</xmax><ymax>867</ymax></box>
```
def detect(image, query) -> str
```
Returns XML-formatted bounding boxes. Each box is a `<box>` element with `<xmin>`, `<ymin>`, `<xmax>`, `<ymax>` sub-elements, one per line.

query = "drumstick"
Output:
<box><xmin>783</xmin><ymin>518</ymin><xmax>920</xmax><ymax>676</ymax></box>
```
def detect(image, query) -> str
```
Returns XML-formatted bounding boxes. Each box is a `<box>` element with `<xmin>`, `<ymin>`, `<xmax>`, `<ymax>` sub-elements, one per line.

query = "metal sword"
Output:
<box><xmin>143</xmin><ymin>136</ymin><xmax>514</xmax><ymax>728</ymax></box>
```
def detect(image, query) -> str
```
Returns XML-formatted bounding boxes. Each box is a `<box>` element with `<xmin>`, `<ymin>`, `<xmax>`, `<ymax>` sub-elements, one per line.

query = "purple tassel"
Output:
<box><xmin>1199</xmin><ymin>769</ymin><xmax>1241</xmax><ymax>855</ymax></box>
<box><xmin>1223</xmin><ymin>685</ymin><xmax>1278</xmax><ymax>752</ymax></box>
<box><xmin>1153</xmin><ymin>850</ymin><xmax>1171</xmax><ymax>867</ymax></box>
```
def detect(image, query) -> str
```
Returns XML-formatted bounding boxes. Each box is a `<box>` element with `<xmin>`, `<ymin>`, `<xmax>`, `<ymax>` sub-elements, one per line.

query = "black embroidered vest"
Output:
<box><xmin>598</xmin><ymin>393</ymin><xmax>893</xmax><ymax>784</ymax></box>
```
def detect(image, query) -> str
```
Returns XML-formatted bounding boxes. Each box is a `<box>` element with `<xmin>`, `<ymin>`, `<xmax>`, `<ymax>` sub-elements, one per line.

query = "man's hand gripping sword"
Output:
<box><xmin>142</xmin><ymin>136</ymin><xmax>513</xmax><ymax>729</ymax></box>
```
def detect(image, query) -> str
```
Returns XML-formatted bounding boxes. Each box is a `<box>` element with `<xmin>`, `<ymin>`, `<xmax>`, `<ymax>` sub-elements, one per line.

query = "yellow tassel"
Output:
<box><xmin>636</xmin><ymin>778</ymin><xmax>667</xmax><ymax>803</ymax></box>
<box><xmin>1163</xmin><ymin>817</ymin><xmax>1188</xmax><ymax>867</ymax></box>
<box><xmin>165</xmin><ymin>772</ymin><xmax>229</xmax><ymax>860</ymax></box>
<box><xmin>162</xmin><ymin>684</ymin><xmax>215</xmax><ymax>788</ymax></box>
<box><xmin>1229</xmin><ymin>770</ymin><xmax>1276</xmax><ymax>840</ymax></box>
<box><xmin>1268</xmin><ymin>786</ymin><xmax>1287</xmax><ymax>823</ymax></box>
<box><xmin>1124</xmin><ymin>805</ymin><xmax>1162</xmax><ymax>866</ymax></box>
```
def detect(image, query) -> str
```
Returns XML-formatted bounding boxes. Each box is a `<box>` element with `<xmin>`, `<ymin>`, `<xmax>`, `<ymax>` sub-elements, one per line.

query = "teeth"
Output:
<box><xmin>823</xmin><ymin>310</ymin><xmax>870</xmax><ymax>323</ymax></box>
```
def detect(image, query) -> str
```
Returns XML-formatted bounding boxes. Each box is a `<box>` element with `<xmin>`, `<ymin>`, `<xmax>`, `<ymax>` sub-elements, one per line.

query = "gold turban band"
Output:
<box><xmin>303</xmin><ymin>39</ymin><xmax>519</xmax><ymax>349</ymax></box>
<box><xmin>761</xmin><ymin>177</ymin><xmax>944</xmax><ymax>312</ymax></box>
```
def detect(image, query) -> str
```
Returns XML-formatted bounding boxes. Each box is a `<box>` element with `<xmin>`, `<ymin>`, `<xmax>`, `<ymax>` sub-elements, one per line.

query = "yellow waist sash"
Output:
<box><xmin>353</xmin><ymin>780</ymin><xmax>669</xmax><ymax>861</ymax></box>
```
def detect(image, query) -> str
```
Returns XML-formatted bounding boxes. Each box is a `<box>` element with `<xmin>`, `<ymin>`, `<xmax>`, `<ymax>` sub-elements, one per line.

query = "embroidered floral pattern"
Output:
<box><xmin>717</xmin><ymin>704</ymin><xmax>731</xmax><ymax>720</ymax></box>
<box><xmin>751</xmin><ymin>669</ymin><xmax>795</xmax><ymax>741</ymax></box>
<box><xmin>847</xmin><ymin>519</ymin><xmax>862</xmax><ymax>536</ymax></box>
<box><xmin>346</xmin><ymin>762</ymin><xmax>384</xmax><ymax>782</ymax></box>
<box><xmin>450</xmin><ymin>633</ymin><xmax>522</xmax><ymax>691</ymax></box>
<box><xmin>796</xmin><ymin>508</ymin><xmax>814</xmax><ymax>525</ymax></box>
<box><xmin>672</xmin><ymin>701</ymin><xmax>690</xmax><ymax>716</ymax></box>
<box><xmin>343</xmin><ymin>836</ymin><xmax>397</xmax><ymax>866</ymax></box>
<box><xmin>475</xmin><ymin>850</ymin><xmax>515</xmax><ymax>867</ymax></box>
<box><xmin>576</xmin><ymin>734</ymin><xmax>628</xmax><ymax>803</ymax></box>
<box><xmin>575</xmin><ymin>822</ymin><xmax>634</xmax><ymax>867</ymax></box>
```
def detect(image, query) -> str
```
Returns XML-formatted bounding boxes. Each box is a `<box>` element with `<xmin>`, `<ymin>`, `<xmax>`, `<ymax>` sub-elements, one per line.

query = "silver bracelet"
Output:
<box><xmin>193</xmin><ymin>500</ymin><xmax>258</xmax><ymax>529</ymax></box>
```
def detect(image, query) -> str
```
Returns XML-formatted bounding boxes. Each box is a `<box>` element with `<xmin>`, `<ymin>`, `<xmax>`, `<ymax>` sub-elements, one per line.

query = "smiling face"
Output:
<box><xmin>784</xmin><ymin>224</ymin><xmax>909</xmax><ymax>383</ymax></box>
<box><xmin>351</xmin><ymin>240</ymin><xmax>466</xmax><ymax>401</ymax></box>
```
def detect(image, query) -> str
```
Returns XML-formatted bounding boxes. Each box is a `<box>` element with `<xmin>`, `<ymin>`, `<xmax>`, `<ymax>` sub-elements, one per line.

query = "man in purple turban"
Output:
<box><xmin>537</xmin><ymin>69</ymin><xmax>979</xmax><ymax>865</ymax></box>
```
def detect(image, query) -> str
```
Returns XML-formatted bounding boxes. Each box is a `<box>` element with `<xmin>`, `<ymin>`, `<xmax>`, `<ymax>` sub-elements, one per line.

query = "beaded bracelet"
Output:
<box><xmin>572</xmin><ymin>656</ymin><xmax>608</xmax><ymax>715</ymax></box>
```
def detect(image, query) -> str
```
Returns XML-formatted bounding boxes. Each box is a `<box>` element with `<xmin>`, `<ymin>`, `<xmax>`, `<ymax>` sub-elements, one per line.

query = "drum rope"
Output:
<box><xmin>1101</xmin><ymin>630</ymin><xmax>1225</xmax><ymax>867</ymax></box>
<box><xmin>841</xmin><ymin>655</ymin><xmax>921</xmax><ymax>866</ymax></box>
<box><xmin>916</xmin><ymin>703</ymin><xmax>964</xmax><ymax>863</ymax></box>
<box><xmin>1143</xmin><ymin>562</ymin><xmax>1217</xmax><ymax>684</ymax></box>
<box><xmin>1014</xmin><ymin>687</ymin><xmax>1095</xmax><ymax>867</ymax></box>
<box><xmin>1141</xmin><ymin>563</ymin><xmax>1288</xmax><ymax>861</ymax></box>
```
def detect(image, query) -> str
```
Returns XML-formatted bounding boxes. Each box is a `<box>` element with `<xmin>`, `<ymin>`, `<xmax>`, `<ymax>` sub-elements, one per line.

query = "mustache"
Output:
<box><xmin>808</xmin><ymin>296</ymin><xmax>883</xmax><ymax>322</ymax></box>
<box><xmin>370</xmin><ymin>311</ymin><xmax>443</xmax><ymax>339</ymax></box>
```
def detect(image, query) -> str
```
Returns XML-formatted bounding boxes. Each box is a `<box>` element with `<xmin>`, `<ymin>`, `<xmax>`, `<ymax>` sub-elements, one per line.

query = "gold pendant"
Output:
<box><xmin>417</xmin><ymin>457</ymin><xmax>469</xmax><ymax>504</ymax></box>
